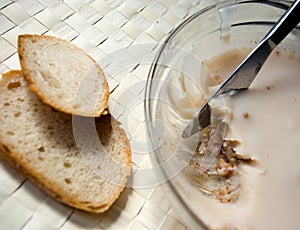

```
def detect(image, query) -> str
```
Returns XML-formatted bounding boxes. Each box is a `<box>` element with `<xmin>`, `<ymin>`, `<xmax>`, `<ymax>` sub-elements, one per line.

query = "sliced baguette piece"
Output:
<box><xmin>18</xmin><ymin>34</ymin><xmax>109</xmax><ymax>117</ymax></box>
<box><xmin>0</xmin><ymin>70</ymin><xmax>131</xmax><ymax>213</ymax></box>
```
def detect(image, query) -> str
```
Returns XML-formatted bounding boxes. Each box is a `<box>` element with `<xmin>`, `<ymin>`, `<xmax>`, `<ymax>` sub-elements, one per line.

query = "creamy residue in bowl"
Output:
<box><xmin>165</xmin><ymin>48</ymin><xmax>300</xmax><ymax>229</ymax></box>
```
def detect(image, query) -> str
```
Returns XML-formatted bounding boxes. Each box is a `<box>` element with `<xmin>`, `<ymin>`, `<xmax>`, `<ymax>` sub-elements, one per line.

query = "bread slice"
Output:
<box><xmin>18</xmin><ymin>34</ymin><xmax>109</xmax><ymax>117</ymax></box>
<box><xmin>0</xmin><ymin>70</ymin><xmax>131</xmax><ymax>213</ymax></box>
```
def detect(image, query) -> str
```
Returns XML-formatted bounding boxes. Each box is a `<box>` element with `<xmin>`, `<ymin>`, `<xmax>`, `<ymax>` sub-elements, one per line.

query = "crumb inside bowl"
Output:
<box><xmin>145</xmin><ymin>1</ymin><xmax>300</xmax><ymax>229</ymax></box>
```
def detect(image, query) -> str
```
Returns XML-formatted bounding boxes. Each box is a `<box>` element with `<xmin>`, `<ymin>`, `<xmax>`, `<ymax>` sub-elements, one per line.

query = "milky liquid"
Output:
<box><xmin>218</xmin><ymin>50</ymin><xmax>300</xmax><ymax>230</ymax></box>
<box><xmin>166</xmin><ymin>49</ymin><xmax>300</xmax><ymax>229</ymax></box>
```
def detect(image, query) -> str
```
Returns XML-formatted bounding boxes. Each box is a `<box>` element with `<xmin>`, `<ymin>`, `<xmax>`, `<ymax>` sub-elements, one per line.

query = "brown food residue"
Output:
<box><xmin>266</xmin><ymin>85</ymin><xmax>273</xmax><ymax>90</ymax></box>
<box><xmin>243</xmin><ymin>112</ymin><xmax>249</xmax><ymax>118</ymax></box>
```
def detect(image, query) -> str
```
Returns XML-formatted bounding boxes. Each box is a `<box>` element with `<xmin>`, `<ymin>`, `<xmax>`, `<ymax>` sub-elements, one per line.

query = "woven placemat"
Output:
<box><xmin>0</xmin><ymin>0</ymin><xmax>214</xmax><ymax>229</ymax></box>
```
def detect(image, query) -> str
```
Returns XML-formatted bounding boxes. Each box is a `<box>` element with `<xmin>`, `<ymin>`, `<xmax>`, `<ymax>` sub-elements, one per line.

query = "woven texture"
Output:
<box><xmin>0</xmin><ymin>0</ymin><xmax>214</xmax><ymax>229</ymax></box>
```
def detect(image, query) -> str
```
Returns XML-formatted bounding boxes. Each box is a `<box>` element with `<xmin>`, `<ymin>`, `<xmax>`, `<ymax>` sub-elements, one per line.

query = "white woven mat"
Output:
<box><xmin>0</xmin><ymin>0</ymin><xmax>214</xmax><ymax>229</ymax></box>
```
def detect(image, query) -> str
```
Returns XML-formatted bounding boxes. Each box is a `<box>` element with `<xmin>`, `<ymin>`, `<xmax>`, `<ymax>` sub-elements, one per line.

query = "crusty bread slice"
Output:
<box><xmin>18</xmin><ymin>34</ymin><xmax>109</xmax><ymax>117</ymax></box>
<box><xmin>0</xmin><ymin>70</ymin><xmax>131</xmax><ymax>213</ymax></box>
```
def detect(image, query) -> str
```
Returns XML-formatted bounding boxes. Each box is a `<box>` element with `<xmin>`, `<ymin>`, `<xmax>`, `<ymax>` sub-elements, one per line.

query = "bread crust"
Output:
<box><xmin>0</xmin><ymin>70</ymin><xmax>131</xmax><ymax>213</ymax></box>
<box><xmin>18</xmin><ymin>34</ymin><xmax>110</xmax><ymax>117</ymax></box>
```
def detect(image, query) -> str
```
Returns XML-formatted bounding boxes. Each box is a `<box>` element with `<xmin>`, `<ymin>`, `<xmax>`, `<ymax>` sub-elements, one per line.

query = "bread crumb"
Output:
<box><xmin>266</xmin><ymin>85</ymin><xmax>273</xmax><ymax>90</ymax></box>
<box><xmin>243</xmin><ymin>112</ymin><xmax>249</xmax><ymax>118</ymax></box>
<box><xmin>216</xmin><ymin>158</ymin><xmax>235</xmax><ymax>176</ymax></box>
<box><xmin>214</xmin><ymin>182</ymin><xmax>239</xmax><ymax>203</ymax></box>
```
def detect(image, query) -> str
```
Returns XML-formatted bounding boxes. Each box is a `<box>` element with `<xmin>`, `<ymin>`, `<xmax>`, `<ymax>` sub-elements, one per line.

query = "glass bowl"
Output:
<box><xmin>145</xmin><ymin>1</ymin><xmax>300</xmax><ymax>229</ymax></box>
